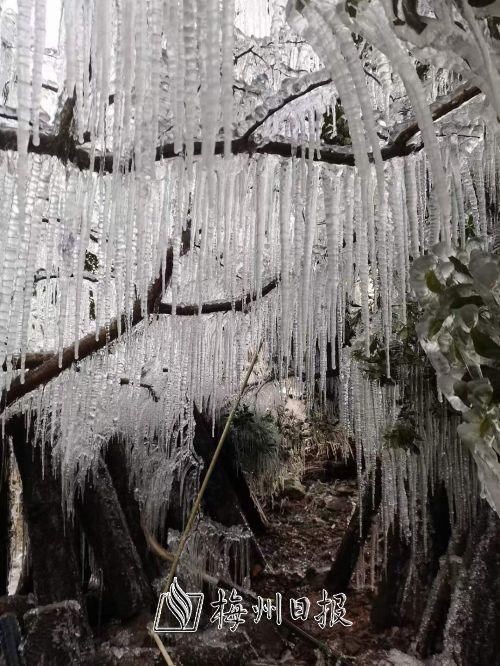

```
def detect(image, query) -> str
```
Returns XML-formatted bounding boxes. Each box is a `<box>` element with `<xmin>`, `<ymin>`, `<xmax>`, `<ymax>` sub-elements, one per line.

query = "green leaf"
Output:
<box><xmin>449</xmin><ymin>295</ymin><xmax>483</xmax><ymax>309</ymax></box>
<box><xmin>470</xmin><ymin>327</ymin><xmax>500</xmax><ymax>361</ymax></box>
<box><xmin>428</xmin><ymin>317</ymin><xmax>445</xmax><ymax>337</ymax></box>
<box><xmin>425</xmin><ymin>270</ymin><xmax>444</xmax><ymax>294</ymax></box>
<box><xmin>453</xmin><ymin>380</ymin><xmax>469</xmax><ymax>404</ymax></box>
<box><xmin>449</xmin><ymin>255</ymin><xmax>472</xmax><ymax>276</ymax></box>
<box><xmin>480</xmin><ymin>417</ymin><xmax>491</xmax><ymax>438</ymax></box>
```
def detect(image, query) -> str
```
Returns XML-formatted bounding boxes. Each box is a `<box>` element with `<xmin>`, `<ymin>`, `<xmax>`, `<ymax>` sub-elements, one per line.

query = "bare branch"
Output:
<box><xmin>158</xmin><ymin>276</ymin><xmax>279</xmax><ymax>316</ymax></box>
<box><xmin>2</xmin><ymin>352</ymin><xmax>54</xmax><ymax>372</ymax></box>
<box><xmin>33</xmin><ymin>269</ymin><xmax>99</xmax><ymax>284</ymax></box>
<box><xmin>119</xmin><ymin>377</ymin><xmax>160</xmax><ymax>402</ymax></box>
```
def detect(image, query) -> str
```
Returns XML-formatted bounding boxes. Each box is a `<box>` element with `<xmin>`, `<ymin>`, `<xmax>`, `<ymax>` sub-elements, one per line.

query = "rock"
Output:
<box><xmin>167</xmin><ymin>625</ymin><xmax>248</xmax><ymax>665</ymax></box>
<box><xmin>21</xmin><ymin>600</ymin><xmax>94</xmax><ymax>665</ymax></box>
<box><xmin>305</xmin><ymin>565</ymin><xmax>330</xmax><ymax>589</ymax></box>
<box><xmin>323</xmin><ymin>497</ymin><xmax>347</xmax><ymax>512</ymax></box>
<box><xmin>0</xmin><ymin>595</ymin><xmax>35</xmax><ymax>629</ymax></box>
<box><xmin>342</xmin><ymin>637</ymin><xmax>362</xmax><ymax>656</ymax></box>
<box><xmin>100</xmin><ymin>612</ymin><xmax>154</xmax><ymax>649</ymax></box>
<box><xmin>357</xmin><ymin>650</ymin><xmax>424</xmax><ymax>666</ymax></box>
<box><xmin>282</xmin><ymin>479</ymin><xmax>306</xmax><ymax>501</ymax></box>
<box><xmin>168</xmin><ymin>619</ymin><xmax>285</xmax><ymax>665</ymax></box>
<box><xmin>88</xmin><ymin>645</ymin><xmax>163</xmax><ymax>665</ymax></box>
<box><xmin>382</xmin><ymin>649</ymin><xmax>424</xmax><ymax>665</ymax></box>
<box><xmin>334</xmin><ymin>485</ymin><xmax>354</xmax><ymax>497</ymax></box>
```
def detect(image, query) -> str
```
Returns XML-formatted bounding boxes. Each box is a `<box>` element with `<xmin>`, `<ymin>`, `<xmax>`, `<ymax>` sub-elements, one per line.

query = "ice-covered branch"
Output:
<box><xmin>0</xmin><ymin>84</ymin><xmax>480</xmax><ymax>171</ymax></box>
<box><xmin>3</xmin><ymin>352</ymin><xmax>53</xmax><ymax>372</ymax></box>
<box><xmin>239</xmin><ymin>72</ymin><xmax>333</xmax><ymax>142</ymax></box>
<box><xmin>1</xmin><ymin>226</ymin><xmax>192</xmax><ymax>412</ymax></box>
<box><xmin>33</xmin><ymin>269</ymin><xmax>99</xmax><ymax>284</ymax></box>
<box><xmin>158</xmin><ymin>276</ymin><xmax>279</xmax><ymax>315</ymax></box>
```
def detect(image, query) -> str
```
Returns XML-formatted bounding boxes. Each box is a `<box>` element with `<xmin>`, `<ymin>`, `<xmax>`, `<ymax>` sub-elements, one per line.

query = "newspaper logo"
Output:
<box><xmin>153</xmin><ymin>577</ymin><xmax>204</xmax><ymax>633</ymax></box>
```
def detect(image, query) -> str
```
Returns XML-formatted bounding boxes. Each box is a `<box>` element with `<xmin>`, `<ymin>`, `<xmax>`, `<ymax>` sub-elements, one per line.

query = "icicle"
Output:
<box><xmin>221</xmin><ymin>0</ymin><xmax>235</xmax><ymax>157</ymax></box>
<box><xmin>323</xmin><ymin>168</ymin><xmax>341</xmax><ymax>368</ymax></box>
<box><xmin>473</xmin><ymin>152</ymin><xmax>488</xmax><ymax>243</ymax></box>
<box><xmin>183</xmin><ymin>0</ymin><xmax>198</xmax><ymax>174</ymax></box>
<box><xmin>389</xmin><ymin>160</ymin><xmax>407</xmax><ymax>325</ymax></box>
<box><xmin>279</xmin><ymin>159</ymin><xmax>292</xmax><ymax>367</ymax></box>
<box><xmin>201</xmin><ymin>0</ymin><xmax>221</xmax><ymax>176</ymax></box>
<box><xmin>404</xmin><ymin>157</ymin><xmax>420</xmax><ymax>258</ymax></box>
<box><xmin>300</xmin><ymin>158</ymin><xmax>319</xmax><ymax>358</ymax></box>
<box><xmin>353</xmin><ymin>6</ymin><xmax>451</xmax><ymax>245</ymax></box>
<box><xmin>64</xmin><ymin>0</ymin><xmax>76</xmax><ymax>96</ymax></box>
<box><xmin>254</xmin><ymin>157</ymin><xmax>268</xmax><ymax>299</ymax></box>
<box><xmin>149</xmin><ymin>0</ymin><xmax>164</xmax><ymax>161</ymax></box>
<box><xmin>30</xmin><ymin>0</ymin><xmax>46</xmax><ymax>147</ymax></box>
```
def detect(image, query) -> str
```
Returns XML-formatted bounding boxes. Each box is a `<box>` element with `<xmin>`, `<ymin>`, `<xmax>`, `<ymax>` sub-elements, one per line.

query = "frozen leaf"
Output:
<box><xmin>425</xmin><ymin>270</ymin><xmax>444</xmax><ymax>294</ymax></box>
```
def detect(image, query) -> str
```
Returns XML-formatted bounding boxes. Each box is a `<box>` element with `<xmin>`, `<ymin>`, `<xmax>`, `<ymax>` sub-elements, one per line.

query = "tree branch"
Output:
<box><xmin>157</xmin><ymin>276</ymin><xmax>279</xmax><ymax>315</ymax></box>
<box><xmin>0</xmin><ymin>82</ymin><xmax>480</xmax><ymax>171</ymax></box>
<box><xmin>1</xmin><ymin>227</ymin><xmax>191</xmax><ymax>412</ymax></box>
<box><xmin>239</xmin><ymin>73</ymin><xmax>333</xmax><ymax>142</ymax></box>
<box><xmin>33</xmin><ymin>269</ymin><xmax>99</xmax><ymax>284</ymax></box>
<box><xmin>8</xmin><ymin>272</ymin><xmax>277</xmax><ymax>376</ymax></box>
<box><xmin>2</xmin><ymin>352</ymin><xmax>54</xmax><ymax>373</ymax></box>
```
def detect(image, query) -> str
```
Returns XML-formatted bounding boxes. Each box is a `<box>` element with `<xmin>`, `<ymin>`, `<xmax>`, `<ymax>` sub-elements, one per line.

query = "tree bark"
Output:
<box><xmin>104</xmin><ymin>437</ymin><xmax>160</xmax><ymax>583</ymax></box>
<box><xmin>439</xmin><ymin>503</ymin><xmax>500</xmax><ymax>666</ymax></box>
<box><xmin>6</xmin><ymin>415</ymin><xmax>83</xmax><ymax>606</ymax></box>
<box><xmin>0</xmin><ymin>84</ymin><xmax>479</xmax><ymax>173</ymax></box>
<box><xmin>0</xmin><ymin>438</ymin><xmax>9</xmax><ymax>596</ymax></box>
<box><xmin>2</xmin><ymin>225</ymin><xmax>190</xmax><ymax>412</ymax></box>
<box><xmin>325</xmin><ymin>462</ymin><xmax>382</xmax><ymax>594</ymax></box>
<box><xmin>193</xmin><ymin>406</ymin><xmax>268</xmax><ymax>536</ymax></box>
<box><xmin>75</xmin><ymin>457</ymin><xmax>153</xmax><ymax>620</ymax></box>
<box><xmin>371</xmin><ymin>482</ymin><xmax>453</xmax><ymax>634</ymax></box>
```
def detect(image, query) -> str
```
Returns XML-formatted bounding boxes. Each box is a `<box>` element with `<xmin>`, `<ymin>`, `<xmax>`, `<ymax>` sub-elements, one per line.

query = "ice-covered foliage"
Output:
<box><xmin>411</xmin><ymin>241</ymin><xmax>500</xmax><ymax>514</ymax></box>
<box><xmin>226</xmin><ymin>404</ymin><xmax>284</xmax><ymax>493</ymax></box>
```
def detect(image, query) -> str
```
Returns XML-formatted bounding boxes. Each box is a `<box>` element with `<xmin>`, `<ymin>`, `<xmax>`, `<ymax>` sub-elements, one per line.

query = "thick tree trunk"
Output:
<box><xmin>414</xmin><ymin>532</ymin><xmax>465</xmax><ymax>658</ymax></box>
<box><xmin>7</xmin><ymin>416</ymin><xmax>82</xmax><ymax>606</ymax></box>
<box><xmin>326</xmin><ymin>463</ymin><xmax>382</xmax><ymax>593</ymax></box>
<box><xmin>371</xmin><ymin>482</ymin><xmax>453</xmax><ymax>634</ymax></box>
<box><xmin>439</xmin><ymin>503</ymin><xmax>500</xmax><ymax>666</ymax></box>
<box><xmin>76</xmin><ymin>457</ymin><xmax>153</xmax><ymax>620</ymax></box>
<box><xmin>104</xmin><ymin>437</ymin><xmax>160</xmax><ymax>583</ymax></box>
<box><xmin>0</xmin><ymin>439</ymin><xmax>9</xmax><ymax>596</ymax></box>
<box><xmin>192</xmin><ymin>407</ymin><xmax>268</xmax><ymax>575</ymax></box>
<box><xmin>193</xmin><ymin>406</ymin><xmax>268</xmax><ymax>535</ymax></box>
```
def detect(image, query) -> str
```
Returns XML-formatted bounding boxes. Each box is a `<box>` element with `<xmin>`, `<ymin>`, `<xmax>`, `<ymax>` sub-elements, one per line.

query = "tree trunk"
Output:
<box><xmin>439</xmin><ymin>503</ymin><xmax>500</xmax><ymax>665</ymax></box>
<box><xmin>326</xmin><ymin>462</ymin><xmax>381</xmax><ymax>593</ymax></box>
<box><xmin>193</xmin><ymin>407</ymin><xmax>268</xmax><ymax>574</ymax></box>
<box><xmin>104</xmin><ymin>437</ymin><xmax>160</xmax><ymax>583</ymax></box>
<box><xmin>76</xmin><ymin>457</ymin><xmax>153</xmax><ymax>620</ymax></box>
<box><xmin>0</xmin><ymin>438</ymin><xmax>10</xmax><ymax>596</ymax></box>
<box><xmin>371</xmin><ymin>482</ymin><xmax>453</xmax><ymax>634</ymax></box>
<box><xmin>193</xmin><ymin>405</ymin><xmax>268</xmax><ymax>535</ymax></box>
<box><xmin>7</xmin><ymin>416</ymin><xmax>83</xmax><ymax>606</ymax></box>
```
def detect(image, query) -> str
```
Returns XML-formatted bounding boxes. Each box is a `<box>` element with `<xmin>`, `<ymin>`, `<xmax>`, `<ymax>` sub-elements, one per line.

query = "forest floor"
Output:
<box><xmin>248</xmin><ymin>472</ymin><xmax>414</xmax><ymax>665</ymax></box>
<box><xmin>0</xmin><ymin>459</ymin><xmax>418</xmax><ymax>665</ymax></box>
<box><xmin>164</xmin><ymin>463</ymin><xmax>416</xmax><ymax>665</ymax></box>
